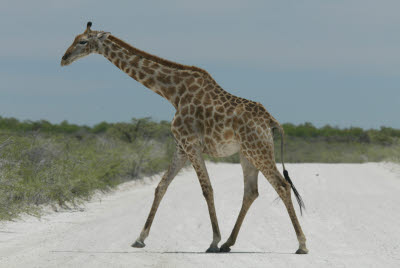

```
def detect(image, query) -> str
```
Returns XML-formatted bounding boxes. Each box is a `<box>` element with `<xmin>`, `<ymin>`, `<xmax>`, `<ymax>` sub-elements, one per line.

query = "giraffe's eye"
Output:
<box><xmin>79</xmin><ymin>41</ymin><xmax>88</xmax><ymax>45</ymax></box>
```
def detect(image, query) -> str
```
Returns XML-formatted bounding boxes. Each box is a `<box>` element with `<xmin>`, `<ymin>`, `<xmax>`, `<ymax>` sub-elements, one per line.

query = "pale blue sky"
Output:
<box><xmin>1</xmin><ymin>0</ymin><xmax>399</xmax><ymax>128</ymax></box>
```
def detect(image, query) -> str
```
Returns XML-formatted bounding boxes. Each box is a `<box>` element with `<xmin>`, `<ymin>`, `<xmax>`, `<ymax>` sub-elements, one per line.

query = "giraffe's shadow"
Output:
<box><xmin>50</xmin><ymin>250</ymin><xmax>293</xmax><ymax>255</ymax></box>
<box><xmin>162</xmin><ymin>251</ymin><xmax>293</xmax><ymax>255</ymax></box>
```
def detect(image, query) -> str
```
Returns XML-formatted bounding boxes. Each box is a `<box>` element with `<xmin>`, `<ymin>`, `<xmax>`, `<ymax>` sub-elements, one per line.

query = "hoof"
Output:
<box><xmin>131</xmin><ymin>240</ymin><xmax>146</xmax><ymax>248</ymax></box>
<box><xmin>206</xmin><ymin>246</ymin><xmax>220</xmax><ymax>253</ymax></box>
<box><xmin>219</xmin><ymin>244</ymin><xmax>231</xmax><ymax>253</ymax></box>
<box><xmin>295</xmin><ymin>248</ymin><xmax>309</xmax><ymax>254</ymax></box>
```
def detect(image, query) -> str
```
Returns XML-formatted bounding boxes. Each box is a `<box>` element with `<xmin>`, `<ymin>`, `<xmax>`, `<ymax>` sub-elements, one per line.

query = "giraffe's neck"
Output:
<box><xmin>98</xmin><ymin>35</ymin><xmax>207</xmax><ymax>109</ymax></box>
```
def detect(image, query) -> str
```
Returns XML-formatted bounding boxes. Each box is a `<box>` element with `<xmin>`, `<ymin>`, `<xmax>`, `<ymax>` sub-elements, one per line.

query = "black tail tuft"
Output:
<box><xmin>283</xmin><ymin>169</ymin><xmax>305</xmax><ymax>215</ymax></box>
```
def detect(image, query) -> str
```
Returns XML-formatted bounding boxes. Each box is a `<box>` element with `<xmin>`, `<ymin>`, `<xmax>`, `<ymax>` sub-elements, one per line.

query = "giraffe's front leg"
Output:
<box><xmin>184</xmin><ymin>145</ymin><xmax>221</xmax><ymax>253</ymax></box>
<box><xmin>132</xmin><ymin>146</ymin><xmax>187</xmax><ymax>248</ymax></box>
<box><xmin>220</xmin><ymin>153</ymin><xmax>259</xmax><ymax>252</ymax></box>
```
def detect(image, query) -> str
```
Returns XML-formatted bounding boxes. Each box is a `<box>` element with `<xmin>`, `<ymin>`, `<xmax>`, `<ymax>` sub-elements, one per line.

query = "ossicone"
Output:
<box><xmin>85</xmin><ymin>21</ymin><xmax>92</xmax><ymax>33</ymax></box>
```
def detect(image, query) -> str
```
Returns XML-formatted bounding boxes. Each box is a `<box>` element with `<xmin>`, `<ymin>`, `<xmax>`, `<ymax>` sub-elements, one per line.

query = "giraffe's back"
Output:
<box><xmin>172</xmin><ymin>83</ymin><xmax>278</xmax><ymax>158</ymax></box>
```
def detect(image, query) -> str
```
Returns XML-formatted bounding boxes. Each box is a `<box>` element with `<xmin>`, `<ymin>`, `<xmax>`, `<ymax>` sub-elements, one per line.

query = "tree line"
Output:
<box><xmin>1</xmin><ymin>116</ymin><xmax>399</xmax><ymax>145</ymax></box>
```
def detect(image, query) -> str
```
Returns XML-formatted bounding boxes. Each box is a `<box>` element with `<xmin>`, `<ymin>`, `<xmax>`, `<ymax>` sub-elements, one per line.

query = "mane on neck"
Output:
<box><xmin>107</xmin><ymin>35</ymin><xmax>209</xmax><ymax>75</ymax></box>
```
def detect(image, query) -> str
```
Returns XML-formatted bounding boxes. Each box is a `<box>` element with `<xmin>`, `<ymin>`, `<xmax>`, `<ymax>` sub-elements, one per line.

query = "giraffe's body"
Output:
<box><xmin>61</xmin><ymin>22</ymin><xmax>308</xmax><ymax>254</ymax></box>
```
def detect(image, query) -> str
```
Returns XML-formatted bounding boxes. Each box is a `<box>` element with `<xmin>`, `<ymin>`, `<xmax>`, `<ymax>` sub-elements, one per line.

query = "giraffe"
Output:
<box><xmin>61</xmin><ymin>22</ymin><xmax>308</xmax><ymax>254</ymax></box>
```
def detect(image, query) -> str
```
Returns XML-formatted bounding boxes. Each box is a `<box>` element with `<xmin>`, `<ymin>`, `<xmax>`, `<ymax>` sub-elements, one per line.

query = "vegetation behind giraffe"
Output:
<box><xmin>1</xmin><ymin>116</ymin><xmax>399</xmax><ymax>220</ymax></box>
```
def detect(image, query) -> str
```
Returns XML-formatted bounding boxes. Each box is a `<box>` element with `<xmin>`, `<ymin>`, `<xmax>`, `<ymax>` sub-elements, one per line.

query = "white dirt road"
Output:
<box><xmin>1</xmin><ymin>163</ymin><xmax>400</xmax><ymax>268</ymax></box>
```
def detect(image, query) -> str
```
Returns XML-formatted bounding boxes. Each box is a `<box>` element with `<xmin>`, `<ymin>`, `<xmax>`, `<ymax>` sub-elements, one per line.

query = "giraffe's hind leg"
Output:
<box><xmin>261</xmin><ymin>166</ymin><xmax>308</xmax><ymax>254</ymax></box>
<box><xmin>220</xmin><ymin>153</ymin><xmax>259</xmax><ymax>252</ymax></box>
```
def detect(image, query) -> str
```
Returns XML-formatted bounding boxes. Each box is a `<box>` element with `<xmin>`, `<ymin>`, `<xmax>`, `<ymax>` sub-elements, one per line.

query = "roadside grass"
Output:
<box><xmin>279</xmin><ymin>137</ymin><xmax>400</xmax><ymax>163</ymax></box>
<box><xmin>1</xmin><ymin>118</ymin><xmax>399</xmax><ymax>221</ymax></box>
<box><xmin>0</xmin><ymin>132</ymin><xmax>173</xmax><ymax>221</ymax></box>
<box><xmin>210</xmin><ymin>138</ymin><xmax>400</xmax><ymax>164</ymax></box>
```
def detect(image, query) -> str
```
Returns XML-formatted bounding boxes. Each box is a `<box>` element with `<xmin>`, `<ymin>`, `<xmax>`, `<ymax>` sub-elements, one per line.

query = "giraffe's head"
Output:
<box><xmin>61</xmin><ymin>22</ymin><xmax>110</xmax><ymax>66</ymax></box>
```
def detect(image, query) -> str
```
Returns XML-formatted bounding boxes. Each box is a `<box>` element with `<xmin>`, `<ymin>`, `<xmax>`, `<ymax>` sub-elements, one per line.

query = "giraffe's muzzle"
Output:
<box><xmin>62</xmin><ymin>52</ymin><xmax>70</xmax><ymax>61</ymax></box>
<box><xmin>61</xmin><ymin>53</ymin><xmax>71</xmax><ymax>66</ymax></box>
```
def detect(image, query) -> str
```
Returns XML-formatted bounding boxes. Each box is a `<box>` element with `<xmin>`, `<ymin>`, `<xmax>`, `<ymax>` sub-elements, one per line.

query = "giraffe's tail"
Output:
<box><xmin>273</xmin><ymin>123</ymin><xmax>305</xmax><ymax>215</ymax></box>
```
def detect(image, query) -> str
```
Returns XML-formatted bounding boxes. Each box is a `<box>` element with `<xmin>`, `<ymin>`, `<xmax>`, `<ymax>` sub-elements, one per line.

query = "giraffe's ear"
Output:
<box><xmin>97</xmin><ymin>31</ymin><xmax>110</xmax><ymax>41</ymax></box>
